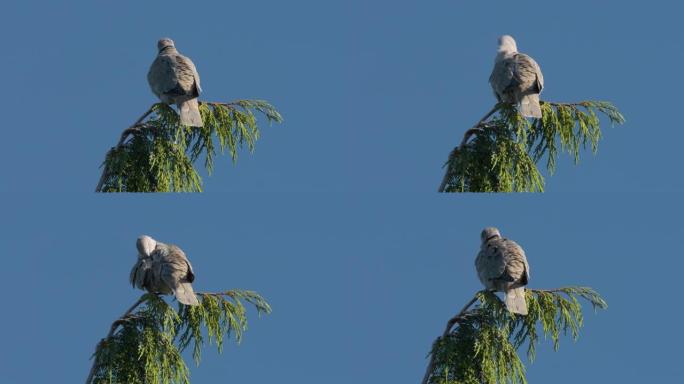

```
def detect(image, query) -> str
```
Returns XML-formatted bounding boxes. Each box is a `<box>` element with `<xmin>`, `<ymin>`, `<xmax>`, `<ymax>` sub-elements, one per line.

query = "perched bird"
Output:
<box><xmin>475</xmin><ymin>227</ymin><xmax>530</xmax><ymax>315</ymax></box>
<box><xmin>130</xmin><ymin>235</ymin><xmax>200</xmax><ymax>306</ymax></box>
<box><xmin>147</xmin><ymin>38</ymin><xmax>204</xmax><ymax>127</ymax></box>
<box><xmin>489</xmin><ymin>35</ymin><xmax>544</xmax><ymax>118</ymax></box>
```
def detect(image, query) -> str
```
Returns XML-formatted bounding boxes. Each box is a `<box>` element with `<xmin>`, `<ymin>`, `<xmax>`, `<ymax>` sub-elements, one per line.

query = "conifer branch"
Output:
<box><xmin>421</xmin><ymin>286</ymin><xmax>607</xmax><ymax>384</ymax></box>
<box><xmin>86</xmin><ymin>290</ymin><xmax>271</xmax><ymax>384</ymax></box>
<box><xmin>438</xmin><ymin>100</ymin><xmax>624</xmax><ymax>193</ymax></box>
<box><xmin>96</xmin><ymin>99</ymin><xmax>283</xmax><ymax>193</ymax></box>
<box><xmin>85</xmin><ymin>296</ymin><xmax>147</xmax><ymax>384</ymax></box>
<box><xmin>95</xmin><ymin>107</ymin><xmax>157</xmax><ymax>192</ymax></box>
<box><xmin>117</xmin><ymin>107</ymin><xmax>157</xmax><ymax>146</ymax></box>
<box><xmin>438</xmin><ymin>104</ymin><xmax>503</xmax><ymax>192</ymax></box>
<box><xmin>421</xmin><ymin>294</ymin><xmax>479</xmax><ymax>384</ymax></box>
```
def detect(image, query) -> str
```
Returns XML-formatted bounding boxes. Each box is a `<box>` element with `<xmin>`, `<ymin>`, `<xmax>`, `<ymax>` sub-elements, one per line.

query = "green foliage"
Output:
<box><xmin>427</xmin><ymin>287</ymin><xmax>607</xmax><ymax>384</ymax></box>
<box><xmin>89</xmin><ymin>290</ymin><xmax>271</xmax><ymax>384</ymax></box>
<box><xmin>440</xmin><ymin>101</ymin><xmax>625</xmax><ymax>192</ymax></box>
<box><xmin>97</xmin><ymin>100</ymin><xmax>283</xmax><ymax>192</ymax></box>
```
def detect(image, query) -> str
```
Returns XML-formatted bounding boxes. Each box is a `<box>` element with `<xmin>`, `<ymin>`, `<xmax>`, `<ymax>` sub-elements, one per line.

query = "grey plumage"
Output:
<box><xmin>130</xmin><ymin>235</ymin><xmax>200</xmax><ymax>306</ymax></box>
<box><xmin>475</xmin><ymin>227</ymin><xmax>530</xmax><ymax>315</ymax></box>
<box><xmin>147</xmin><ymin>38</ymin><xmax>204</xmax><ymax>127</ymax></box>
<box><xmin>489</xmin><ymin>35</ymin><xmax>544</xmax><ymax>118</ymax></box>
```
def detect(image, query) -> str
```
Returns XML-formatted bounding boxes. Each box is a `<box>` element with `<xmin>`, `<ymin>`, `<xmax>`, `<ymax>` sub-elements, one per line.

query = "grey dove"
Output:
<box><xmin>475</xmin><ymin>227</ymin><xmax>530</xmax><ymax>315</ymax></box>
<box><xmin>130</xmin><ymin>235</ymin><xmax>200</xmax><ymax>306</ymax></box>
<box><xmin>148</xmin><ymin>38</ymin><xmax>204</xmax><ymax>127</ymax></box>
<box><xmin>489</xmin><ymin>35</ymin><xmax>544</xmax><ymax>118</ymax></box>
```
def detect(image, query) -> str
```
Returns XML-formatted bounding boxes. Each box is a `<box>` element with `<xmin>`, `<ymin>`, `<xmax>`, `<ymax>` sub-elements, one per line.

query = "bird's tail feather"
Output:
<box><xmin>505</xmin><ymin>287</ymin><xmax>528</xmax><ymax>315</ymax></box>
<box><xmin>519</xmin><ymin>94</ymin><xmax>542</xmax><ymax>118</ymax></box>
<box><xmin>178</xmin><ymin>98</ymin><xmax>203</xmax><ymax>127</ymax></box>
<box><xmin>174</xmin><ymin>282</ymin><xmax>200</xmax><ymax>306</ymax></box>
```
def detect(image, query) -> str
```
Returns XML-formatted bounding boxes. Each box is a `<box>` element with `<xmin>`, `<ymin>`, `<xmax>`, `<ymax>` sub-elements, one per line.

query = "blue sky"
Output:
<box><xmin>1</xmin><ymin>0</ymin><xmax>683</xmax><ymax>383</ymax></box>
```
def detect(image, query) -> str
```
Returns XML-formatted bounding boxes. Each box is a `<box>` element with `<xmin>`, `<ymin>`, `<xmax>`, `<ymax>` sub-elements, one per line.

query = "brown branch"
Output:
<box><xmin>421</xmin><ymin>293</ymin><xmax>480</xmax><ymax>384</ymax></box>
<box><xmin>541</xmin><ymin>101</ymin><xmax>588</xmax><ymax>108</ymax></box>
<box><xmin>95</xmin><ymin>105</ymin><xmax>157</xmax><ymax>192</ymax></box>
<box><xmin>85</xmin><ymin>296</ymin><xmax>147</xmax><ymax>384</ymax></box>
<box><xmin>199</xmin><ymin>101</ymin><xmax>240</xmax><ymax>108</ymax></box>
<box><xmin>197</xmin><ymin>291</ymin><xmax>235</xmax><ymax>296</ymax></box>
<box><xmin>533</xmin><ymin>288</ymin><xmax>570</xmax><ymax>293</ymax></box>
<box><xmin>437</xmin><ymin>104</ymin><xmax>503</xmax><ymax>192</ymax></box>
<box><xmin>117</xmin><ymin>107</ymin><xmax>156</xmax><ymax>146</ymax></box>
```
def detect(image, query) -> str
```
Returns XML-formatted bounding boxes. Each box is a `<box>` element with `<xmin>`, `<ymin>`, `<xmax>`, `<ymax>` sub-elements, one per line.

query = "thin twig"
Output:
<box><xmin>458</xmin><ymin>105</ymin><xmax>502</xmax><ymax>148</ymax></box>
<box><xmin>542</xmin><ymin>101</ymin><xmax>587</xmax><ymax>108</ymax></box>
<box><xmin>438</xmin><ymin>104</ymin><xmax>503</xmax><ymax>192</ymax></box>
<box><xmin>118</xmin><ymin>107</ymin><xmax>156</xmax><ymax>146</ymax></box>
<box><xmin>533</xmin><ymin>288</ymin><xmax>570</xmax><ymax>293</ymax></box>
<box><xmin>199</xmin><ymin>101</ymin><xmax>240</xmax><ymax>108</ymax></box>
<box><xmin>85</xmin><ymin>296</ymin><xmax>147</xmax><ymax>384</ymax></box>
<box><xmin>95</xmin><ymin>106</ymin><xmax>156</xmax><ymax>192</ymax></box>
<box><xmin>421</xmin><ymin>293</ymin><xmax>480</xmax><ymax>384</ymax></box>
<box><xmin>442</xmin><ymin>295</ymin><xmax>479</xmax><ymax>337</ymax></box>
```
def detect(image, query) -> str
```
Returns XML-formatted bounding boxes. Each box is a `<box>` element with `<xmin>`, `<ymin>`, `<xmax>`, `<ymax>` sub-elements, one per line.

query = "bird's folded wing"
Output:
<box><xmin>489</xmin><ymin>57</ymin><xmax>517</xmax><ymax>95</ymax></box>
<box><xmin>501</xmin><ymin>239</ymin><xmax>529</xmax><ymax>283</ymax></box>
<box><xmin>174</xmin><ymin>55</ymin><xmax>201</xmax><ymax>95</ymax></box>
<box><xmin>130</xmin><ymin>258</ymin><xmax>151</xmax><ymax>289</ymax></box>
<box><xmin>160</xmin><ymin>262</ymin><xmax>199</xmax><ymax>305</ymax></box>
<box><xmin>477</xmin><ymin>245</ymin><xmax>507</xmax><ymax>280</ymax></box>
<box><xmin>148</xmin><ymin>56</ymin><xmax>179</xmax><ymax>95</ymax></box>
<box><xmin>512</xmin><ymin>53</ymin><xmax>543</xmax><ymax>92</ymax></box>
<box><xmin>184</xmin><ymin>258</ymin><xmax>195</xmax><ymax>283</ymax></box>
<box><xmin>160</xmin><ymin>245</ymin><xmax>195</xmax><ymax>281</ymax></box>
<box><xmin>129</xmin><ymin>260</ymin><xmax>141</xmax><ymax>288</ymax></box>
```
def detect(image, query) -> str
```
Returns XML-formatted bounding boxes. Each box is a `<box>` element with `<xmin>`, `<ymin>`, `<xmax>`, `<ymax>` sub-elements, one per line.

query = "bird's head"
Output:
<box><xmin>497</xmin><ymin>35</ymin><xmax>518</xmax><ymax>54</ymax></box>
<box><xmin>157</xmin><ymin>38</ymin><xmax>175</xmax><ymax>52</ymax></box>
<box><xmin>167</xmin><ymin>244</ymin><xmax>186</xmax><ymax>257</ymax></box>
<box><xmin>136</xmin><ymin>235</ymin><xmax>157</xmax><ymax>257</ymax></box>
<box><xmin>481</xmin><ymin>227</ymin><xmax>502</xmax><ymax>243</ymax></box>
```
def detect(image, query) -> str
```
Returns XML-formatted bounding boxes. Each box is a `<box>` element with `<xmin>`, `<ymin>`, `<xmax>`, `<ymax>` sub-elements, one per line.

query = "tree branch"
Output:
<box><xmin>421</xmin><ymin>294</ymin><xmax>480</xmax><ymax>384</ymax></box>
<box><xmin>85</xmin><ymin>290</ymin><xmax>263</xmax><ymax>384</ymax></box>
<box><xmin>95</xmin><ymin>100</ymin><xmax>282</xmax><ymax>193</ymax></box>
<box><xmin>438</xmin><ymin>104</ymin><xmax>503</xmax><ymax>192</ymax></box>
<box><xmin>436</xmin><ymin>100</ymin><xmax>622</xmax><ymax>193</ymax></box>
<box><xmin>419</xmin><ymin>286</ymin><xmax>606</xmax><ymax>384</ymax></box>
<box><xmin>117</xmin><ymin>107</ymin><xmax>157</xmax><ymax>146</ymax></box>
<box><xmin>95</xmin><ymin>105</ymin><xmax>156</xmax><ymax>192</ymax></box>
<box><xmin>199</xmin><ymin>101</ymin><xmax>241</xmax><ymax>108</ymax></box>
<box><xmin>85</xmin><ymin>296</ymin><xmax>147</xmax><ymax>384</ymax></box>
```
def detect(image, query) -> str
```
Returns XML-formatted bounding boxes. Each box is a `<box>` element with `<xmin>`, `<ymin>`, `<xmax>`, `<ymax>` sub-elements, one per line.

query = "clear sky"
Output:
<box><xmin>0</xmin><ymin>0</ymin><xmax>683</xmax><ymax>383</ymax></box>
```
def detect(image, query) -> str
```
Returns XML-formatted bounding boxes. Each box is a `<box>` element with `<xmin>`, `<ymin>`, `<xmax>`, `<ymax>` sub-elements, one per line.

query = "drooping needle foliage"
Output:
<box><xmin>96</xmin><ymin>100</ymin><xmax>283</xmax><ymax>192</ymax></box>
<box><xmin>439</xmin><ymin>101</ymin><xmax>625</xmax><ymax>192</ymax></box>
<box><xmin>422</xmin><ymin>287</ymin><xmax>607</xmax><ymax>384</ymax></box>
<box><xmin>86</xmin><ymin>290</ymin><xmax>271</xmax><ymax>384</ymax></box>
